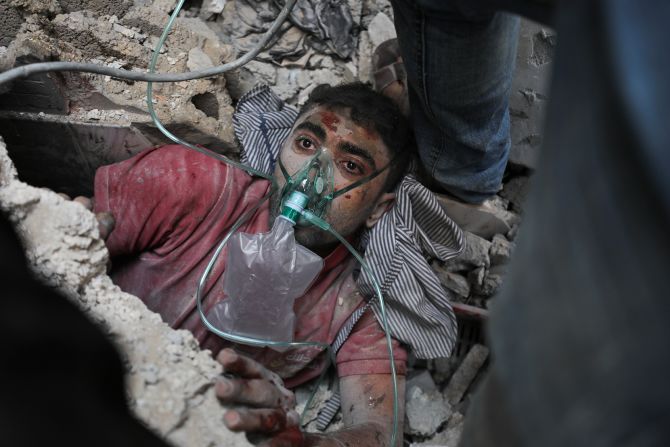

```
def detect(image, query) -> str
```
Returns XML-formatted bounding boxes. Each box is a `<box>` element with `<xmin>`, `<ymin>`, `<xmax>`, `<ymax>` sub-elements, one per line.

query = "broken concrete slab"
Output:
<box><xmin>0</xmin><ymin>135</ymin><xmax>252</xmax><ymax>447</ymax></box>
<box><xmin>1</xmin><ymin>4</ymin><xmax>237</xmax><ymax>150</ymax></box>
<box><xmin>0</xmin><ymin>111</ymin><xmax>152</xmax><ymax>196</ymax></box>
<box><xmin>410</xmin><ymin>412</ymin><xmax>465</xmax><ymax>447</ymax></box>
<box><xmin>405</xmin><ymin>382</ymin><xmax>452</xmax><ymax>437</ymax></box>
<box><xmin>446</xmin><ymin>231</ymin><xmax>492</xmax><ymax>271</ymax></box>
<box><xmin>489</xmin><ymin>234</ymin><xmax>515</xmax><ymax>266</ymax></box>
<box><xmin>473</xmin><ymin>265</ymin><xmax>506</xmax><ymax>298</ymax></box>
<box><xmin>435</xmin><ymin>270</ymin><xmax>471</xmax><ymax>299</ymax></box>
<box><xmin>443</xmin><ymin>344</ymin><xmax>489</xmax><ymax>406</ymax></box>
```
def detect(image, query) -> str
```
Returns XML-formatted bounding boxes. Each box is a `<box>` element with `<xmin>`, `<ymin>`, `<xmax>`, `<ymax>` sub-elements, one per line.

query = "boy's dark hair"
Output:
<box><xmin>297</xmin><ymin>82</ymin><xmax>414</xmax><ymax>192</ymax></box>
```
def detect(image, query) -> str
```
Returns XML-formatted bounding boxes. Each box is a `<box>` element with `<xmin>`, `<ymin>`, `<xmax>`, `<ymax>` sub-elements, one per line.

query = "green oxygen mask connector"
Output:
<box><xmin>278</xmin><ymin>148</ymin><xmax>335</xmax><ymax>223</ymax></box>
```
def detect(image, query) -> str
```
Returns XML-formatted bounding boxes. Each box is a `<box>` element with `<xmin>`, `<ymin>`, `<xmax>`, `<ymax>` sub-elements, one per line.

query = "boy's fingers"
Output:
<box><xmin>96</xmin><ymin>212</ymin><xmax>115</xmax><ymax>240</ymax></box>
<box><xmin>216</xmin><ymin>377</ymin><xmax>294</xmax><ymax>409</ymax></box>
<box><xmin>217</xmin><ymin>349</ymin><xmax>280</xmax><ymax>383</ymax></box>
<box><xmin>73</xmin><ymin>196</ymin><xmax>93</xmax><ymax>210</ymax></box>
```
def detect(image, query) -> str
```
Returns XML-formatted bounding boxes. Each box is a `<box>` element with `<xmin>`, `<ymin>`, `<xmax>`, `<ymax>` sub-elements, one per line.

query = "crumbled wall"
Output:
<box><xmin>0</xmin><ymin>0</ymin><xmax>237</xmax><ymax>151</ymax></box>
<box><xmin>0</xmin><ymin>136</ymin><xmax>251</xmax><ymax>446</ymax></box>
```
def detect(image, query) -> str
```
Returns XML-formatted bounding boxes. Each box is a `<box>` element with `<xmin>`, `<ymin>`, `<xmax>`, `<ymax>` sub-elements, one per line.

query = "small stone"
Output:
<box><xmin>187</xmin><ymin>47</ymin><xmax>214</xmax><ymax>71</ymax></box>
<box><xmin>475</xmin><ymin>265</ymin><xmax>506</xmax><ymax>297</ymax></box>
<box><xmin>489</xmin><ymin>234</ymin><xmax>515</xmax><ymax>266</ymax></box>
<box><xmin>434</xmin><ymin>270</ymin><xmax>470</xmax><ymax>298</ymax></box>
<box><xmin>451</xmin><ymin>231</ymin><xmax>492</xmax><ymax>270</ymax></box>
<box><xmin>411</xmin><ymin>412</ymin><xmax>465</xmax><ymax>447</ymax></box>
<box><xmin>468</xmin><ymin>266</ymin><xmax>486</xmax><ymax>290</ymax></box>
<box><xmin>202</xmin><ymin>0</ymin><xmax>226</xmax><ymax>16</ymax></box>
<box><xmin>444</xmin><ymin>345</ymin><xmax>489</xmax><ymax>405</ymax></box>
<box><xmin>405</xmin><ymin>385</ymin><xmax>452</xmax><ymax>437</ymax></box>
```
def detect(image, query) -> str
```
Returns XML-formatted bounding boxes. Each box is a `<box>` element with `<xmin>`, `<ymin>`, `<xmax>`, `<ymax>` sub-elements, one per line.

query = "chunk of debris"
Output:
<box><xmin>410</xmin><ymin>412</ymin><xmax>465</xmax><ymax>447</ymax></box>
<box><xmin>405</xmin><ymin>383</ymin><xmax>452</xmax><ymax>437</ymax></box>
<box><xmin>489</xmin><ymin>234</ymin><xmax>515</xmax><ymax>266</ymax></box>
<box><xmin>0</xmin><ymin>137</ymin><xmax>253</xmax><ymax>447</ymax></box>
<box><xmin>444</xmin><ymin>344</ymin><xmax>489</xmax><ymax>406</ymax></box>
<box><xmin>435</xmin><ymin>270</ymin><xmax>471</xmax><ymax>299</ymax></box>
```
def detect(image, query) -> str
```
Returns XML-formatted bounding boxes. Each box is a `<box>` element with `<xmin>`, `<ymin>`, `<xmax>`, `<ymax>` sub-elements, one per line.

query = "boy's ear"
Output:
<box><xmin>366</xmin><ymin>192</ymin><xmax>396</xmax><ymax>228</ymax></box>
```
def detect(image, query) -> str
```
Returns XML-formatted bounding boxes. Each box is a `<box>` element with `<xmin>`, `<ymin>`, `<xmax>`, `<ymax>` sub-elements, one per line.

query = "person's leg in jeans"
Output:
<box><xmin>389</xmin><ymin>0</ymin><xmax>520</xmax><ymax>204</ymax></box>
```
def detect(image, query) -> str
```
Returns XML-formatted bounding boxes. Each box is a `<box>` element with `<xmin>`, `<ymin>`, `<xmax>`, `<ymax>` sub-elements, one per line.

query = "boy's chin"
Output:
<box><xmin>294</xmin><ymin>226</ymin><xmax>336</xmax><ymax>252</ymax></box>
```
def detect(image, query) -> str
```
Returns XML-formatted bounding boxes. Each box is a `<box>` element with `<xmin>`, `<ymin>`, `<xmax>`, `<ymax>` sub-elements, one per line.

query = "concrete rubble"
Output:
<box><xmin>0</xmin><ymin>136</ymin><xmax>252</xmax><ymax>446</ymax></box>
<box><xmin>0</xmin><ymin>0</ymin><xmax>553</xmax><ymax>445</ymax></box>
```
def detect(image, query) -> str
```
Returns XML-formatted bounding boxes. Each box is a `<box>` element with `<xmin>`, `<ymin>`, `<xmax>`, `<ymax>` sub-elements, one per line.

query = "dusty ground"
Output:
<box><xmin>0</xmin><ymin>0</ymin><xmax>554</xmax><ymax>445</ymax></box>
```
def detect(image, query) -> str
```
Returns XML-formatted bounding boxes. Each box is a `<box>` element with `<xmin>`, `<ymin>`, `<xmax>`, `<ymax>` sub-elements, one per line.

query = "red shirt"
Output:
<box><xmin>94</xmin><ymin>145</ymin><xmax>406</xmax><ymax>387</ymax></box>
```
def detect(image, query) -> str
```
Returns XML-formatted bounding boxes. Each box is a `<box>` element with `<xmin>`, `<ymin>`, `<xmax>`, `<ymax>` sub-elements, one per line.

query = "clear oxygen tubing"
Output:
<box><xmin>194</xmin><ymin>191</ymin><xmax>335</xmax><ymax>426</ymax></box>
<box><xmin>0</xmin><ymin>0</ymin><xmax>298</xmax><ymax>87</ymax></box>
<box><xmin>145</xmin><ymin>0</ymin><xmax>284</xmax><ymax>183</ymax></box>
<box><xmin>301</xmin><ymin>211</ymin><xmax>399</xmax><ymax>447</ymax></box>
<box><xmin>195</xmin><ymin>196</ymin><xmax>400</xmax><ymax>446</ymax></box>
<box><xmin>0</xmin><ymin>0</ymin><xmax>400</xmax><ymax>441</ymax></box>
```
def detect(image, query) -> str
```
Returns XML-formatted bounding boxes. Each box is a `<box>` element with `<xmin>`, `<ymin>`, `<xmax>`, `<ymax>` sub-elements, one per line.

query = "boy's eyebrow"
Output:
<box><xmin>294</xmin><ymin>122</ymin><xmax>326</xmax><ymax>141</ymax></box>
<box><xmin>338</xmin><ymin>142</ymin><xmax>377</xmax><ymax>170</ymax></box>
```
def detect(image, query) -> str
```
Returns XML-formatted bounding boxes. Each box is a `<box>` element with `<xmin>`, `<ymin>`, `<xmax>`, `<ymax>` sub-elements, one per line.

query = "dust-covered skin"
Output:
<box><xmin>216</xmin><ymin>347</ymin><xmax>406</xmax><ymax>447</ymax></box>
<box><xmin>270</xmin><ymin>105</ymin><xmax>395</xmax><ymax>256</ymax></box>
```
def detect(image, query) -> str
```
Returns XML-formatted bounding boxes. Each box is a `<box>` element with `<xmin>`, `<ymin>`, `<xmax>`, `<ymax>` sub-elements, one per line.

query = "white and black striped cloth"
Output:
<box><xmin>233</xmin><ymin>85</ymin><xmax>464</xmax><ymax>360</ymax></box>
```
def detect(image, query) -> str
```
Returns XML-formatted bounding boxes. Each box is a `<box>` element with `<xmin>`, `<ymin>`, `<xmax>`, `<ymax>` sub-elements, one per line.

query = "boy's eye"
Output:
<box><xmin>341</xmin><ymin>160</ymin><xmax>363</xmax><ymax>175</ymax></box>
<box><xmin>296</xmin><ymin>136</ymin><xmax>316</xmax><ymax>151</ymax></box>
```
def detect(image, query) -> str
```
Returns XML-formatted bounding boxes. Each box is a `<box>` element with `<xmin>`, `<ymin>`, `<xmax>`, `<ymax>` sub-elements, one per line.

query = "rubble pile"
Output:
<box><xmin>0</xmin><ymin>136</ymin><xmax>252</xmax><ymax>446</ymax></box>
<box><xmin>0</xmin><ymin>0</ymin><xmax>554</xmax><ymax>445</ymax></box>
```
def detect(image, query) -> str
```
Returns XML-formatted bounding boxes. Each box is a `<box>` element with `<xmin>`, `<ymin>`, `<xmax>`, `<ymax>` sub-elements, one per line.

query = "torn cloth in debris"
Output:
<box><xmin>217</xmin><ymin>0</ymin><xmax>356</xmax><ymax>61</ymax></box>
<box><xmin>233</xmin><ymin>85</ymin><xmax>464</xmax><ymax>359</ymax></box>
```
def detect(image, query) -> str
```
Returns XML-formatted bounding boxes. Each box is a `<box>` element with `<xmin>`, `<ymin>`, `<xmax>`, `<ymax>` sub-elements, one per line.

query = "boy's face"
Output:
<box><xmin>272</xmin><ymin>105</ymin><xmax>394</xmax><ymax>253</ymax></box>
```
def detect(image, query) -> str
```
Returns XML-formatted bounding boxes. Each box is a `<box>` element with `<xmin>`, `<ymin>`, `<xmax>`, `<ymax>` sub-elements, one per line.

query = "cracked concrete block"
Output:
<box><xmin>410</xmin><ymin>412</ymin><xmax>465</xmax><ymax>447</ymax></box>
<box><xmin>0</xmin><ymin>135</ymin><xmax>252</xmax><ymax>447</ymax></box>
<box><xmin>405</xmin><ymin>384</ymin><xmax>452</xmax><ymax>437</ymax></box>
<box><xmin>434</xmin><ymin>269</ymin><xmax>470</xmax><ymax>299</ymax></box>
<box><xmin>489</xmin><ymin>234</ymin><xmax>515</xmax><ymax>266</ymax></box>
<box><xmin>445</xmin><ymin>231</ymin><xmax>492</xmax><ymax>271</ymax></box>
<box><xmin>443</xmin><ymin>344</ymin><xmax>489</xmax><ymax>406</ymax></box>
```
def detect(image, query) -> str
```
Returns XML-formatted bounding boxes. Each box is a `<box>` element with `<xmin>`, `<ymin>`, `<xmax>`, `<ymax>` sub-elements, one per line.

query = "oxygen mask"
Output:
<box><xmin>278</xmin><ymin>147</ymin><xmax>335</xmax><ymax>225</ymax></box>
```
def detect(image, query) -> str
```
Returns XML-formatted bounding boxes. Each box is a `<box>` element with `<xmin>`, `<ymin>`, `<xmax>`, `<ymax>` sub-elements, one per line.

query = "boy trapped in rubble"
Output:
<box><xmin>91</xmin><ymin>84</ymin><xmax>413</xmax><ymax>447</ymax></box>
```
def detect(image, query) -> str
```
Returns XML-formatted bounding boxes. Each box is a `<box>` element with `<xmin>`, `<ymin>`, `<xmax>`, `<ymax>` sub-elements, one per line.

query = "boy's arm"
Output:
<box><xmin>215</xmin><ymin>349</ymin><xmax>405</xmax><ymax>447</ymax></box>
<box><xmin>304</xmin><ymin>374</ymin><xmax>406</xmax><ymax>447</ymax></box>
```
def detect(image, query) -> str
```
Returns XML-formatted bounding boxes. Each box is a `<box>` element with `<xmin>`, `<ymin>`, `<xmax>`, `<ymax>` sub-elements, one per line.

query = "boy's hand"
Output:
<box><xmin>215</xmin><ymin>348</ymin><xmax>303</xmax><ymax>447</ymax></box>
<box><xmin>69</xmin><ymin>195</ymin><xmax>115</xmax><ymax>240</ymax></box>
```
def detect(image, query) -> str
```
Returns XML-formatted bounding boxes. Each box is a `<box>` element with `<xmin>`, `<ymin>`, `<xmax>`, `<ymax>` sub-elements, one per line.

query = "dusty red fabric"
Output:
<box><xmin>94</xmin><ymin>145</ymin><xmax>406</xmax><ymax>386</ymax></box>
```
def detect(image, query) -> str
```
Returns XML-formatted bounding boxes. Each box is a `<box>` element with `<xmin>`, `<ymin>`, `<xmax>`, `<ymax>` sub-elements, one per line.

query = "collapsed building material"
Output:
<box><xmin>0</xmin><ymin>135</ymin><xmax>252</xmax><ymax>446</ymax></box>
<box><xmin>444</xmin><ymin>344</ymin><xmax>489</xmax><ymax>406</ymax></box>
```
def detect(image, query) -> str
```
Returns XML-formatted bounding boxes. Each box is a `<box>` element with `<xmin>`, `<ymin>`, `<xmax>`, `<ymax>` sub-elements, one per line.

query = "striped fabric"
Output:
<box><xmin>315</xmin><ymin>304</ymin><xmax>370</xmax><ymax>430</ymax></box>
<box><xmin>233</xmin><ymin>84</ymin><xmax>465</xmax><ymax>360</ymax></box>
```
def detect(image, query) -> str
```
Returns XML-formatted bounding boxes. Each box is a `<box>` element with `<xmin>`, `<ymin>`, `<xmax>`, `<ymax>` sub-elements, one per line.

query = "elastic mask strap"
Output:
<box><xmin>278</xmin><ymin>156</ymin><xmax>293</xmax><ymax>185</ymax></box>
<box><xmin>330</xmin><ymin>154</ymin><xmax>397</xmax><ymax>199</ymax></box>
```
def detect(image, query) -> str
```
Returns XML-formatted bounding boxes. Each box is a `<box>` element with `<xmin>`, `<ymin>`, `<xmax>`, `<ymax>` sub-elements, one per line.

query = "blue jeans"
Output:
<box><xmin>389</xmin><ymin>0</ymin><xmax>520</xmax><ymax>203</ymax></box>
